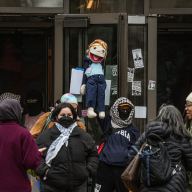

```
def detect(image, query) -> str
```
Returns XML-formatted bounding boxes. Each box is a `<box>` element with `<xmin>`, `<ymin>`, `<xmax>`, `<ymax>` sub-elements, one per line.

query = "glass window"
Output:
<box><xmin>0</xmin><ymin>0</ymin><xmax>63</xmax><ymax>7</ymax></box>
<box><xmin>150</xmin><ymin>0</ymin><xmax>192</xmax><ymax>8</ymax></box>
<box><xmin>63</xmin><ymin>24</ymin><xmax>118</xmax><ymax>142</ymax></box>
<box><xmin>0</xmin><ymin>30</ymin><xmax>50</xmax><ymax>109</ymax></box>
<box><xmin>127</xmin><ymin>0</ymin><xmax>144</xmax><ymax>15</ymax></box>
<box><xmin>157</xmin><ymin>16</ymin><xmax>192</xmax><ymax>113</ymax></box>
<box><xmin>158</xmin><ymin>15</ymin><xmax>192</xmax><ymax>23</ymax></box>
<box><xmin>70</xmin><ymin>0</ymin><xmax>126</xmax><ymax>13</ymax></box>
<box><xmin>63</xmin><ymin>25</ymin><xmax>118</xmax><ymax>105</ymax></box>
<box><xmin>87</xmin><ymin>25</ymin><xmax>118</xmax><ymax>106</ymax></box>
<box><xmin>128</xmin><ymin>25</ymin><xmax>147</xmax><ymax>132</ymax></box>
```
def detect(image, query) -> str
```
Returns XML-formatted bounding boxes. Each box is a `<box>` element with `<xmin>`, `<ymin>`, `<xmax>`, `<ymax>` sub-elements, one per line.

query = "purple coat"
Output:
<box><xmin>0</xmin><ymin>121</ymin><xmax>41</xmax><ymax>192</ymax></box>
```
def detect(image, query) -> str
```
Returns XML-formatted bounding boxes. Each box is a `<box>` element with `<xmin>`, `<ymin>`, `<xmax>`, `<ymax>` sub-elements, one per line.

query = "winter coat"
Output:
<box><xmin>36</xmin><ymin>125</ymin><xmax>98</xmax><ymax>190</ymax></box>
<box><xmin>0</xmin><ymin>121</ymin><xmax>42</xmax><ymax>192</ymax></box>
<box><xmin>128</xmin><ymin>121</ymin><xmax>192</xmax><ymax>192</ymax></box>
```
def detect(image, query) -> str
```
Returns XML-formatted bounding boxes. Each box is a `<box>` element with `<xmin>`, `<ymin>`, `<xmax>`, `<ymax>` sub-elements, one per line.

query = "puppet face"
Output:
<box><xmin>88</xmin><ymin>39</ymin><xmax>107</xmax><ymax>63</ymax></box>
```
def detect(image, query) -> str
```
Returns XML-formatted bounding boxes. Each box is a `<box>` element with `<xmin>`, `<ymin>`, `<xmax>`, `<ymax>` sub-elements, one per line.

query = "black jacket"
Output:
<box><xmin>128</xmin><ymin>121</ymin><xmax>192</xmax><ymax>192</ymax></box>
<box><xmin>36</xmin><ymin>125</ymin><xmax>98</xmax><ymax>190</ymax></box>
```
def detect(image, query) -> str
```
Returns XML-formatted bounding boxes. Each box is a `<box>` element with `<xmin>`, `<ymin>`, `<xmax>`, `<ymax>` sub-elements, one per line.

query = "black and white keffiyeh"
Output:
<box><xmin>110</xmin><ymin>97</ymin><xmax>134</xmax><ymax>129</ymax></box>
<box><xmin>45</xmin><ymin>122</ymin><xmax>77</xmax><ymax>166</ymax></box>
<box><xmin>0</xmin><ymin>92</ymin><xmax>21</xmax><ymax>103</ymax></box>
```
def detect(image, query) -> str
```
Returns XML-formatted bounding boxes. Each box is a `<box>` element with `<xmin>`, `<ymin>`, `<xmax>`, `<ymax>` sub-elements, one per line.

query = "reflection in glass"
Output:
<box><xmin>70</xmin><ymin>0</ymin><xmax>144</xmax><ymax>14</ymax></box>
<box><xmin>0</xmin><ymin>32</ymin><xmax>47</xmax><ymax>102</ymax></box>
<box><xmin>128</xmin><ymin>26</ymin><xmax>146</xmax><ymax>105</ymax></box>
<box><xmin>128</xmin><ymin>25</ymin><xmax>147</xmax><ymax>132</ymax></box>
<box><xmin>157</xmin><ymin>30</ymin><xmax>192</xmax><ymax>112</ymax></box>
<box><xmin>70</xmin><ymin>0</ymin><xmax>125</xmax><ymax>13</ymax></box>
<box><xmin>0</xmin><ymin>0</ymin><xmax>63</xmax><ymax>7</ymax></box>
<box><xmin>126</xmin><ymin>0</ymin><xmax>144</xmax><ymax>14</ymax></box>
<box><xmin>150</xmin><ymin>0</ymin><xmax>192</xmax><ymax>8</ymax></box>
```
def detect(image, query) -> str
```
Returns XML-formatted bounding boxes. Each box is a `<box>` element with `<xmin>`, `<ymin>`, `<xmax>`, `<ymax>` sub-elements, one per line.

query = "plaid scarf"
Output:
<box><xmin>110</xmin><ymin>97</ymin><xmax>134</xmax><ymax>129</ymax></box>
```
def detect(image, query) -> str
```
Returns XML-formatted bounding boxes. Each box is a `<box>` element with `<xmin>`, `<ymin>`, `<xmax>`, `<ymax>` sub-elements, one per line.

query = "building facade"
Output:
<box><xmin>0</xmin><ymin>0</ymin><xmax>192</xmax><ymax>132</ymax></box>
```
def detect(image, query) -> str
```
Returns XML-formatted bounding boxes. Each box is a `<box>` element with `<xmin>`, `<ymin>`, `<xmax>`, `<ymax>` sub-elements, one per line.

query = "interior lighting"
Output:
<box><xmin>87</xmin><ymin>0</ymin><xmax>94</xmax><ymax>9</ymax></box>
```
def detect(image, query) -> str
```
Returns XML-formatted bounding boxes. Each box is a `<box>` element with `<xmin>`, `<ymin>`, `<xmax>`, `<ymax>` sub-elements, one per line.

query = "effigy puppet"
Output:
<box><xmin>80</xmin><ymin>39</ymin><xmax>108</xmax><ymax>119</ymax></box>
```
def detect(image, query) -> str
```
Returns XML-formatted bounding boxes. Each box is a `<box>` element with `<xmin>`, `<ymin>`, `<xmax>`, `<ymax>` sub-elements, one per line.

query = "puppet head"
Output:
<box><xmin>88</xmin><ymin>39</ymin><xmax>108</xmax><ymax>63</ymax></box>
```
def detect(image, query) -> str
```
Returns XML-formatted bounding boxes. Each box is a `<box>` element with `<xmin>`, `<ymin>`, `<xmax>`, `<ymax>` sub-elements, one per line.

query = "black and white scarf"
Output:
<box><xmin>110</xmin><ymin>97</ymin><xmax>134</xmax><ymax>129</ymax></box>
<box><xmin>45</xmin><ymin>122</ymin><xmax>76</xmax><ymax>166</ymax></box>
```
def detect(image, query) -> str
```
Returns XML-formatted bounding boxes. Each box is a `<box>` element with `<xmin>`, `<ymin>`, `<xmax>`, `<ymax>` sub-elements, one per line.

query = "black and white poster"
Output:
<box><xmin>132</xmin><ymin>49</ymin><xmax>144</xmax><ymax>69</ymax></box>
<box><xmin>128</xmin><ymin>68</ymin><xmax>135</xmax><ymax>82</ymax></box>
<box><xmin>132</xmin><ymin>81</ymin><xmax>142</xmax><ymax>96</ymax></box>
<box><xmin>148</xmin><ymin>80</ymin><xmax>156</xmax><ymax>90</ymax></box>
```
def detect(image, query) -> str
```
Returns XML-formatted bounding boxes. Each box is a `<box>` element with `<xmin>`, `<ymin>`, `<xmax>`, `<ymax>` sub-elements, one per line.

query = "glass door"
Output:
<box><xmin>0</xmin><ymin>20</ymin><xmax>53</xmax><ymax>111</ymax></box>
<box><xmin>63</xmin><ymin>13</ymin><xmax>128</xmax><ymax>101</ymax></box>
<box><xmin>55</xmin><ymin>13</ymin><xmax>128</xmax><ymax>141</ymax></box>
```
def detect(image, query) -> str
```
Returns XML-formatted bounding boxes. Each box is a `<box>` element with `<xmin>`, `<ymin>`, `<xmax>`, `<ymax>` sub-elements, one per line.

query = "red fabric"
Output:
<box><xmin>0</xmin><ymin>122</ymin><xmax>41</xmax><ymax>192</ymax></box>
<box><xmin>97</xmin><ymin>142</ymin><xmax>105</xmax><ymax>154</ymax></box>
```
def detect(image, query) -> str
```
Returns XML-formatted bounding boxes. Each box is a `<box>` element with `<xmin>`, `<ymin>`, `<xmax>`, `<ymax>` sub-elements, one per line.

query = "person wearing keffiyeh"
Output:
<box><xmin>36</xmin><ymin>103</ymin><xmax>98</xmax><ymax>192</ymax></box>
<box><xmin>95</xmin><ymin>97</ymin><xmax>140</xmax><ymax>192</ymax></box>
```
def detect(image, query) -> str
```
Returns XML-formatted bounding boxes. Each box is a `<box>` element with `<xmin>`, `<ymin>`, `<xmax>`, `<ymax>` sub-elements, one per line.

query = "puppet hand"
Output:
<box><xmin>80</xmin><ymin>84</ymin><xmax>86</xmax><ymax>95</ymax></box>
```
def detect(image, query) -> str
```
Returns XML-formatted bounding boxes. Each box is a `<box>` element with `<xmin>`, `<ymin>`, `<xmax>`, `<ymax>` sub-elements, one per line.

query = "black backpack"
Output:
<box><xmin>140</xmin><ymin>134</ymin><xmax>175</xmax><ymax>187</ymax></box>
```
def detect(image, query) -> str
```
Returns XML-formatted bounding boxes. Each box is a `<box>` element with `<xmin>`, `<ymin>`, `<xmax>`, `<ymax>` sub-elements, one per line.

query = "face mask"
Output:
<box><xmin>58</xmin><ymin>116</ymin><xmax>74</xmax><ymax>128</ymax></box>
<box><xmin>118</xmin><ymin>108</ymin><xmax>132</xmax><ymax>120</ymax></box>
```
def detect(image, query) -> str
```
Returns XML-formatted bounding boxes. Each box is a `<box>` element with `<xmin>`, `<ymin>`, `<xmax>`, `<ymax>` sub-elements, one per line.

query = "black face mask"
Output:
<box><xmin>118</xmin><ymin>108</ymin><xmax>132</xmax><ymax>120</ymax></box>
<box><xmin>58</xmin><ymin>116</ymin><xmax>74</xmax><ymax>128</ymax></box>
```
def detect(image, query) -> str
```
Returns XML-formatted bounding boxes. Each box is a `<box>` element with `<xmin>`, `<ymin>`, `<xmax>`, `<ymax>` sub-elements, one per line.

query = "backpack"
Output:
<box><xmin>140</xmin><ymin>134</ymin><xmax>175</xmax><ymax>187</ymax></box>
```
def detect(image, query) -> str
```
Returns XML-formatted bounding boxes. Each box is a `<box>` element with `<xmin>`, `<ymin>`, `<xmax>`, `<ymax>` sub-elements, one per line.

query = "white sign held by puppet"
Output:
<box><xmin>80</xmin><ymin>39</ymin><xmax>108</xmax><ymax>119</ymax></box>
<box><xmin>70</xmin><ymin>68</ymin><xmax>84</xmax><ymax>94</ymax></box>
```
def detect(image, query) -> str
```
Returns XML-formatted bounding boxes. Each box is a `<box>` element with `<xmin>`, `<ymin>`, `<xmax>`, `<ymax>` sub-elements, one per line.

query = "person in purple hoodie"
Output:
<box><xmin>0</xmin><ymin>99</ymin><xmax>42</xmax><ymax>192</ymax></box>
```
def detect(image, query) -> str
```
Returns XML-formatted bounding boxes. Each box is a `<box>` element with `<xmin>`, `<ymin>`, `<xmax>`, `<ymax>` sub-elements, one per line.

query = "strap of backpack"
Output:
<box><xmin>131</xmin><ymin>143</ymin><xmax>146</xmax><ymax>154</ymax></box>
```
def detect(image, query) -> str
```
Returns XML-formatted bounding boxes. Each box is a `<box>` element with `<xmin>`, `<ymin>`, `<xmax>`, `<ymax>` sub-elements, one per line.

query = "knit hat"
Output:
<box><xmin>60</xmin><ymin>93</ymin><xmax>78</xmax><ymax>105</ymax></box>
<box><xmin>186</xmin><ymin>92</ymin><xmax>192</xmax><ymax>103</ymax></box>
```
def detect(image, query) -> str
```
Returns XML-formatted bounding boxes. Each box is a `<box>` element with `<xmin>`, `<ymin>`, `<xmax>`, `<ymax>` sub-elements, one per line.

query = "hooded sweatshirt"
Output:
<box><xmin>98</xmin><ymin>97</ymin><xmax>140</xmax><ymax>166</ymax></box>
<box><xmin>0</xmin><ymin>99</ymin><xmax>41</xmax><ymax>192</ymax></box>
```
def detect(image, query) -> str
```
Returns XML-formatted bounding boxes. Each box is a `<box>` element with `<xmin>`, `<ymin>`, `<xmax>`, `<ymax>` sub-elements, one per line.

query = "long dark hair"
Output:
<box><xmin>51</xmin><ymin>103</ymin><xmax>77</xmax><ymax>122</ymax></box>
<box><xmin>156</xmin><ymin>104</ymin><xmax>191</xmax><ymax>138</ymax></box>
